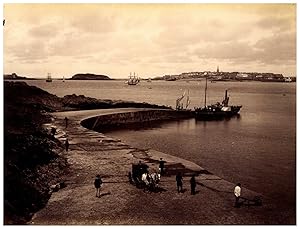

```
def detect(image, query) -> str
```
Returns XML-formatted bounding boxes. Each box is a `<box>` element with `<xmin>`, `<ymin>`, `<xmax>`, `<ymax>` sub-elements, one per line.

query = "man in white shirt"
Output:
<box><xmin>234</xmin><ymin>183</ymin><xmax>241</xmax><ymax>207</ymax></box>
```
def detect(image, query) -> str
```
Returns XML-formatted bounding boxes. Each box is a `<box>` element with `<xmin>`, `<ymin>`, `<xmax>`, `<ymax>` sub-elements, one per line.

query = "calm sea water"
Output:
<box><xmin>25</xmin><ymin>79</ymin><xmax>296</xmax><ymax>211</ymax></box>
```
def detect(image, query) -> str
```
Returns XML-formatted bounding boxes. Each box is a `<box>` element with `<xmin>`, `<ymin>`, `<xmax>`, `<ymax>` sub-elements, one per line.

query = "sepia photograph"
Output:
<box><xmin>3</xmin><ymin>3</ymin><xmax>296</xmax><ymax>225</ymax></box>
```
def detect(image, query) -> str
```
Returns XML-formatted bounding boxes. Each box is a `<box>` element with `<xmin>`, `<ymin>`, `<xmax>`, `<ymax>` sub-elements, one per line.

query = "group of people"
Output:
<box><xmin>175</xmin><ymin>172</ymin><xmax>197</xmax><ymax>195</ymax></box>
<box><xmin>94</xmin><ymin>173</ymin><xmax>242</xmax><ymax>208</ymax></box>
<box><xmin>52</xmin><ymin>117</ymin><xmax>70</xmax><ymax>152</ymax></box>
<box><xmin>93</xmin><ymin>146</ymin><xmax>242</xmax><ymax>206</ymax></box>
<box><xmin>141</xmin><ymin>171</ymin><xmax>161</xmax><ymax>192</ymax></box>
<box><xmin>176</xmin><ymin>171</ymin><xmax>242</xmax><ymax>206</ymax></box>
<box><xmin>160</xmin><ymin>158</ymin><xmax>197</xmax><ymax>195</ymax></box>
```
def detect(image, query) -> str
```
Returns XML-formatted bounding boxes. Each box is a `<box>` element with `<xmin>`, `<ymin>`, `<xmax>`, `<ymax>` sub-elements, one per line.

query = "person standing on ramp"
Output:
<box><xmin>234</xmin><ymin>183</ymin><xmax>241</xmax><ymax>207</ymax></box>
<box><xmin>94</xmin><ymin>175</ymin><xmax>103</xmax><ymax>197</ymax></box>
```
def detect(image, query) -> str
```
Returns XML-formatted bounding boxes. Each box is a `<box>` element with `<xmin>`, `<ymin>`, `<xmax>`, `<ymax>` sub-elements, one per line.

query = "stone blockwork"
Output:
<box><xmin>81</xmin><ymin>109</ymin><xmax>192</xmax><ymax>131</ymax></box>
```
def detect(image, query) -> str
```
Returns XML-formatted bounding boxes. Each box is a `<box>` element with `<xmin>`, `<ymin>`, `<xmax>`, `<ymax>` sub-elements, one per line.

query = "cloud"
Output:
<box><xmin>3</xmin><ymin>4</ymin><xmax>297</xmax><ymax>77</ymax></box>
<box><xmin>29</xmin><ymin>23</ymin><xmax>61</xmax><ymax>37</ymax></box>
<box><xmin>193</xmin><ymin>29</ymin><xmax>296</xmax><ymax>67</ymax></box>
<box><xmin>254</xmin><ymin>32</ymin><xmax>296</xmax><ymax>63</ymax></box>
<box><xmin>194</xmin><ymin>41</ymin><xmax>257</xmax><ymax>61</ymax></box>
<box><xmin>70</xmin><ymin>12</ymin><xmax>118</xmax><ymax>34</ymax></box>
<box><xmin>7</xmin><ymin>40</ymin><xmax>49</xmax><ymax>62</ymax></box>
<box><xmin>256</xmin><ymin>16</ymin><xmax>296</xmax><ymax>33</ymax></box>
<box><xmin>144</xmin><ymin>53</ymin><xmax>193</xmax><ymax>64</ymax></box>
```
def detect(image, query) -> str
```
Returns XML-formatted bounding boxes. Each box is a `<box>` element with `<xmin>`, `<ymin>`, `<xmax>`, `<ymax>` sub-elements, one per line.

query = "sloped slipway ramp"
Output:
<box><xmin>31</xmin><ymin>108</ymin><xmax>288</xmax><ymax>224</ymax></box>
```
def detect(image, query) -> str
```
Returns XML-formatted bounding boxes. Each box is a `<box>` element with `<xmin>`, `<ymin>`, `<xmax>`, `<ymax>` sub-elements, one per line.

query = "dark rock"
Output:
<box><xmin>71</xmin><ymin>73</ymin><xmax>111</xmax><ymax>80</ymax></box>
<box><xmin>61</xmin><ymin>93</ymin><xmax>171</xmax><ymax>110</ymax></box>
<box><xmin>4</xmin><ymin>82</ymin><xmax>68</xmax><ymax>224</ymax></box>
<box><xmin>4</xmin><ymin>73</ymin><xmax>27</xmax><ymax>80</ymax></box>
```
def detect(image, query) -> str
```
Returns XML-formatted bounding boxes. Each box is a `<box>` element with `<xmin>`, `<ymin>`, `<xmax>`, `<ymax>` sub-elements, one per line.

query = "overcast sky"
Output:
<box><xmin>3</xmin><ymin>3</ymin><xmax>296</xmax><ymax>79</ymax></box>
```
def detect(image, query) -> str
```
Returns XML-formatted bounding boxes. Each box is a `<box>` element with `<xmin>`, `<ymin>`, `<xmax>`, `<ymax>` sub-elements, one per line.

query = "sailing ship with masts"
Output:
<box><xmin>176</xmin><ymin>90</ymin><xmax>191</xmax><ymax>110</ymax></box>
<box><xmin>46</xmin><ymin>73</ymin><xmax>52</xmax><ymax>82</ymax></box>
<box><xmin>125</xmin><ymin>72</ymin><xmax>140</xmax><ymax>85</ymax></box>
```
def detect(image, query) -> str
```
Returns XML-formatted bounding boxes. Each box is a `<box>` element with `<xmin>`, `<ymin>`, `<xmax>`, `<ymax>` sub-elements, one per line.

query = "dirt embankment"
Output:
<box><xmin>4</xmin><ymin>81</ymin><xmax>171</xmax><ymax>224</ymax></box>
<box><xmin>4</xmin><ymin>82</ymin><xmax>67</xmax><ymax>224</ymax></box>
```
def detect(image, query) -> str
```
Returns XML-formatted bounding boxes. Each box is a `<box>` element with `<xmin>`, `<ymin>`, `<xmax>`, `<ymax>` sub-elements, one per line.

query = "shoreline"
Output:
<box><xmin>30</xmin><ymin>108</ymin><xmax>292</xmax><ymax>225</ymax></box>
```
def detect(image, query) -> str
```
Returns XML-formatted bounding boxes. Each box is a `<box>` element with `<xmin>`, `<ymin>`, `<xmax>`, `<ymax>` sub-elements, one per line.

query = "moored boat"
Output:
<box><xmin>194</xmin><ymin>78</ymin><xmax>242</xmax><ymax>120</ymax></box>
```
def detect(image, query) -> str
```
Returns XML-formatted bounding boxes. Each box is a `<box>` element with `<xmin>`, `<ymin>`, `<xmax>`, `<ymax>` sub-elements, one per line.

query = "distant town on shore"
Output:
<box><xmin>4</xmin><ymin>68</ymin><xmax>296</xmax><ymax>83</ymax></box>
<box><xmin>153</xmin><ymin>67</ymin><xmax>296</xmax><ymax>82</ymax></box>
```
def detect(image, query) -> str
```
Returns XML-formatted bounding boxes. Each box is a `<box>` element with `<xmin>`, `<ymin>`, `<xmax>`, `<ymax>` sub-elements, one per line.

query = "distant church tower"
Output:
<box><xmin>217</xmin><ymin>66</ymin><xmax>219</xmax><ymax>73</ymax></box>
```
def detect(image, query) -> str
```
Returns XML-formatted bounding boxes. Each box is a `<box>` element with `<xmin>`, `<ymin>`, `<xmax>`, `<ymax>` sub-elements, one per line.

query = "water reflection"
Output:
<box><xmin>101</xmin><ymin>118</ymin><xmax>194</xmax><ymax>133</ymax></box>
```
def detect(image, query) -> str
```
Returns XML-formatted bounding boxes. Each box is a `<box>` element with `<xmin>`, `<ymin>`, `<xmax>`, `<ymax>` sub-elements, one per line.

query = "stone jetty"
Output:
<box><xmin>30</xmin><ymin>108</ymin><xmax>287</xmax><ymax>224</ymax></box>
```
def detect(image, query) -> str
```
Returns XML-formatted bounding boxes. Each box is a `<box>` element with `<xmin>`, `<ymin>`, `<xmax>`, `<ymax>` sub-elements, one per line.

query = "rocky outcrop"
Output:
<box><xmin>62</xmin><ymin>94</ymin><xmax>171</xmax><ymax>110</ymax></box>
<box><xmin>70</xmin><ymin>73</ymin><xmax>111</xmax><ymax>80</ymax></box>
<box><xmin>4</xmin><ymin>82</ymin><xmax>68</xmax><ymax>224</ymax></box>
<box><xmin>4</xmin><ymin>81</ymin><xmax>171</xmax><ymax>113</ymax></box>
<box><xmin>4</xmin><ymin>73</ymin><xmax>27</xmax><ymax>80</ymax></box>
<box><xmin>4</xmin><ymin>81</ymin><xmax>63</xmax><ymax>113</ymax></box>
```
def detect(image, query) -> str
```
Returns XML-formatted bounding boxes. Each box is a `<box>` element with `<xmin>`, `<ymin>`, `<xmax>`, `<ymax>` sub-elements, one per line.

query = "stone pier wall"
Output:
<box><xmin>81</xmin><ymin>109</ymin><xmax>192</xmax><ymax>131</ymax></box>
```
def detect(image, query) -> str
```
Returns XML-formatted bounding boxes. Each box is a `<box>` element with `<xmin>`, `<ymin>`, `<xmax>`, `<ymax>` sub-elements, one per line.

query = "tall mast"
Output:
<box><xmin>204</xmin><ymin>77</ymin><xmax>207</xmax><ymax>108</ymax></box>
<box><xmin>186</xmin><ymin>90</ymin><xmax>190</xmax><ymax>109</ymax></box>
<box><xmin>223</xmin><ymin>90</ymin><xmax>229</xmax><ymax>106</ymax></box>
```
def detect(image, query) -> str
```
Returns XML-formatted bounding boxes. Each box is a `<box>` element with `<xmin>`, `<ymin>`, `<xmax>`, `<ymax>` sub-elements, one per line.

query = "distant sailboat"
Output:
<box><xmin>46</xmin><ymin>73</ymin><xmax>52</xmax><ymax>82</ymax></box>
<box><xmin>62</xmin><ymin>76</ymin><xmax>65</xmax><ymax>82</ymax></box>
<box><xmin>125</xmin><ymin>72</ymin><xmax>140</xmax><ymax>85</ymax></box>
<box><xmin>147</xmin><ymin>78</ymin><xmax>152</xmax><ymax>89</ymax></box>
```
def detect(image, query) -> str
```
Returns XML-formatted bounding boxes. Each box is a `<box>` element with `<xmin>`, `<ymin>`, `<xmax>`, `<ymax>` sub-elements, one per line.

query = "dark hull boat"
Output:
<box><xmin>46</xmin><ymin>73</ymin><xmax>52</xmax><ymax>82</ymax></box>
<box><xmin>194</xmin><ymin>104</ymin><xmax>242</xmax><ymax>120</ymax></box>
<box><xmin>194</xmin><ymin>78</ymin><xmax>242</xmax><ymax>120</ymax></box>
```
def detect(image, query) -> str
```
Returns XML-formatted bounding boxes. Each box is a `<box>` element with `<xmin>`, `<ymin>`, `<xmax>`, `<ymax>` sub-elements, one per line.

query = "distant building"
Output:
<box><xmin>284</xmin><ymin>77</ymin><xmax>292</xmax><ymax>82</ymax></box>
<box><xmin>237</xmin><ymin>73</ymin><xmax>248</xmax><ymax>78</ymax></box>
<box><xmin>156</xmin><ymin>70</ymin><xmax>289</xmax><ymax>82</ymax></box>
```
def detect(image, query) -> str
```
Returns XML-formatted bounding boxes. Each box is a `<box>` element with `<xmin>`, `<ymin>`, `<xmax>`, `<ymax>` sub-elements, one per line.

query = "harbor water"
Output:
<box><xmin>24</xmin><ymin>79</ymin><xmax>296</xmax><ymax>212</ymax></box>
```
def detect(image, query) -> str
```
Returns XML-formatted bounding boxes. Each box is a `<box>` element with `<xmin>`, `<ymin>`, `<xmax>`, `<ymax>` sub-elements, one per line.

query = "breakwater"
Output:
<box><xmin>80</xmin><ymin>109</ymin><xmax>193</xmax><ymax>131</ymax></box>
